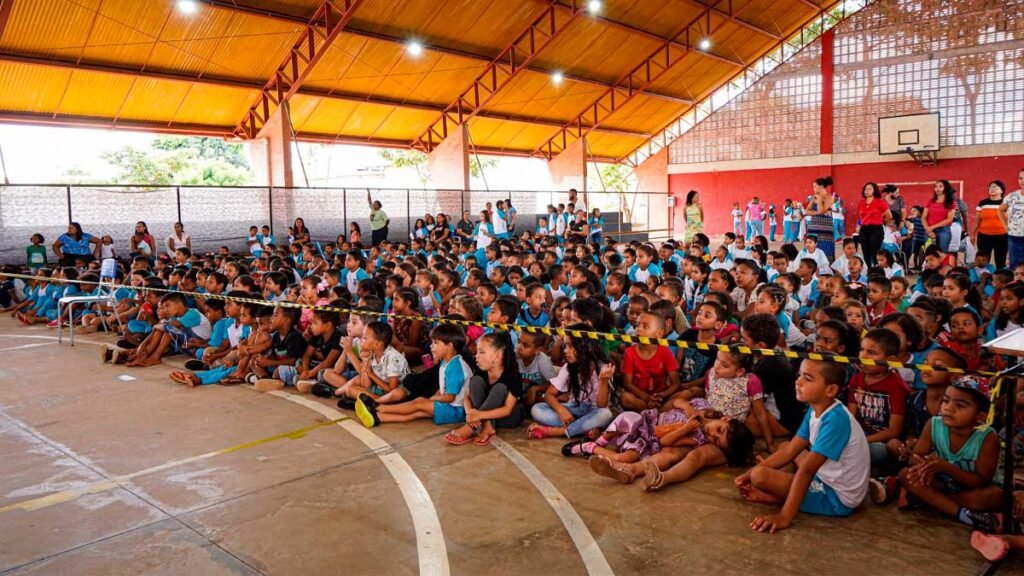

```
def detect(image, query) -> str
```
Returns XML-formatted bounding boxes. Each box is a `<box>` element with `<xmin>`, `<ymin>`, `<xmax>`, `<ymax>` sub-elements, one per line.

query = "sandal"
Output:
<box><xmin>589</xmin><ymin>456</ymin><xmax>635</xmax><ymax>484</ymax></box>
<box><xmin>444</xmin><ymin>430</ymin><xmax>473</xmax><ymax>446</ymax></box>
<box><xmin>473</xmin><ymin>433</ymin><xmax>493</xmax><ymax>447</ymax></box>
<box><xmin>219</xmin><ymin>375</ymin><xmax>245</xmax><ymax>386</ymax></box>
<box><xmin>169</xmin><ymin>371</ymin><xmax>194</xmax><ymax>386</ymax></box>
<box><xmin>971</xmin><ymin>531</ymin><xmax>1009</xmax><ymax>562</ymax></box>
<box><xmin>642</xmin><ymin>459</ymin><xmax>666</xmax><ymax>492</ymax></box>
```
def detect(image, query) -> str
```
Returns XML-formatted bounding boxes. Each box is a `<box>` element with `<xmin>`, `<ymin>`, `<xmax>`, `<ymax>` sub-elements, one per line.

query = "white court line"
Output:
<box><xmin>0</xmin><ymin>333</ymin><xmax>107</xmax><ymax>347</ymax></box>
<box><xmin>268</xmin><ymin>391</ymin><xmax>450</xmax><ymax>576</ymax></box>
<box><xmin>492</xmin><ymin>438</ymin><xmax>614</xmax><ymax>576</ymax></box>
<box><xmin>0</xmin><ymin>342</ymin><xmax>56</xmax><ymax>352</ymax></box>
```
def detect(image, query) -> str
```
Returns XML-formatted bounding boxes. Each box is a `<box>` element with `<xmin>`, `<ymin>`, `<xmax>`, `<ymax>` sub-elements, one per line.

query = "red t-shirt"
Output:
<box><xmin>926</xmin><ymin>199</ymin><xmax>953</xmax><ymax>227</ymax></box>
<box><xmin>848</xmin><ymin>370</ymin><xmax>909</xmax><ymax>436</ymax></box>
<box><xmin>858</xmin><ymin>198</ymin><xmax>889</xmax><ymax>226</ymax></box>
<box><xmin>868</xmin><ymin>301</ymin><xmax>897</xmax><ymax>326</ymax></box>
<box><xmin>622</xmin><ymin>345</ymin><xmax>679</xmax><ymax>394</ymax></box>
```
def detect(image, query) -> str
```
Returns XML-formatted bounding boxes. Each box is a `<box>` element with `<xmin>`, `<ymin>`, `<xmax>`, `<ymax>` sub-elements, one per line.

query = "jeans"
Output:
<box><xmin>1011</xmin><ymin>235</ymin><xmax>1024</xmax><ymax>268</ymax></box>
<box><xmin>932</xmin><ymin>225</ymin><xmax>951</xmax><ymax>253</ymax></box>
<box><xmin>869</xmin><ymin>441</ymin><xmax>897</xmax><ymax>475</ymax></box>
<box><xmin>783</xmin><ymin>221</ymin><xmax>795</xmax><ymax>243</ymax></box>
<box><xmin>747</xmin><ymin>220</ymin><xmax>763</xmax><ymax>241</ymax></box>
<box><xmin>530</xmin><ymin>401</ymin><xmax>614</xmax><ymax>438</ymax></box>
<box><xmin>769</xmin><ymin>224</ymin><xmax>776</xmax><ymax>242</ymax></box>
<box><xmin>976</xmin><ymin>233</ymin><xmax>1008</xmax><ymax>270</ymax></box>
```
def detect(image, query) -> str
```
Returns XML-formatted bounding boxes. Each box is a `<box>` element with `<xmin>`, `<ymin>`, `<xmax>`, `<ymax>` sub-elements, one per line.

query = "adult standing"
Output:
<box><xmin>684</xmin><ymin>190</ymin><xmax>704</xmax><ymax>244</ymax></box>
<box><xmin>974</xmin><ymin>180</ymin><xmax>1008</xmax><ymax>269</ymax></box>
<box><xmin>432</xmin><ymin>213</ymin><xmax>451</xmax><ymax>242</ymax></box>
<box><xmin>567</xmin><ymin>210</ymin><xmax>589</xmax><ymax>243</ymax></box>
<box><xmin>884</xmin><ymin>184</ymin><xmax>907</xmax><ymax>227</ymax></box>
<box><xmin>856</xmin><ymin>182</ymin><xmax>892</xmax><ymax>268</ymax></box>
<box><xmin>368</xmin><ymin>191</ymin><xmax>390</xmax><ymax>246</ymax></box>
<box><xmin>745</xmin><ymin>197</ymin><xmax>765</xmax><ymax>241</ymax></box>
<box><xmin>568</xmin><ymin>188</ymin><xmax>587</xmax><ymax>215</ymax></box>
<box><xmin>53</xmin><ymin>222</ymin><xmax>100</xmax><ymax>266</ymax></box>
<box><xmin>165</xmin><ymin>221</ymin><xmax>191</xmax><ymax>257</ymax></box>
<box><xmin>506</xmin><ymin>199</ymin><xmax>518</xmax><ymax>233</ymax></box>
<box><xmin>290</xmin><ymin>218</ymin><xmax>310</xmax><ymax>245</ymax></box>
<box><xmin>805</xmin><ymin>177</ymin><xmax>836</xmax><ymax>261</ymax></box>
<box><xmin>1001</xmin><ymin>169</ymin><xmax>1024</xmax><ymax>267</ymax></box>
<box><xmin>923</xmin><ymin>180</ymin><xmax>957</xmax><ymax>256</ymax></box>
<box><xmin>129</xmin><ymin>221</ymin><xmax>155</xmax><ymax>260</ymax></box>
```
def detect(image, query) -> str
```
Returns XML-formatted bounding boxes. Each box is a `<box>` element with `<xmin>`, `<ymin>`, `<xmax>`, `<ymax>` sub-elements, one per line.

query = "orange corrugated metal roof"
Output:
<box><xmin>0</xmin><ymin>0</ymin><xmax>828</xmax><ymax>161</ymax></box>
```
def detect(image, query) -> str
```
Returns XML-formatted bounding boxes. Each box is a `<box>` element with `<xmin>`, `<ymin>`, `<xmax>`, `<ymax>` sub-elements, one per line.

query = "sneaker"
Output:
<box><xmin>100</xmin><ymin>346</ymin><xmax>113</xmax><ymax>363</ymax></box>
<box><xmin>868</xmin><ymin>476</ymin><xmax>899</xmax><ymax>505</ymax></box>
<box><xmin>116</xmin><ymin>339</ymin><xmax>138</xmax><ymax>350</ymax></box>
<box><xmin>246</xmin><ymin>373</ymin><xmax>260</xmax><ymax>385</ymax></box>
<box><xmin>47</xmin><ymin>319</ymin><xmax>59</xmax><ymax>328</ymax></box>
<box><xmin>355</xmin><ymin>394</ymin><xmax>380</xmax><ymax>428</ymax></box>
<box><xmin>253</xmin><ymin>379</ymin><xmax>285</xmax><ymax>392</ymax></box>
<box><xmin>336</xmin><ymin>396</ymin><xmax>357</xmax><ymax>410</ymax></box>
<box><xmin>184</xmin><ymin>359</ymin><xmax>206</xmax><ymax>371</ymax></box>
<box><xmin>310</xmin><ymin>382</ymin><xmax>337</xmax><ymax>399</ymax></box>
<box><xmin>295</xmin><ymin>380</ymin><xmax>317</xmax><ymax>394</ymax></box>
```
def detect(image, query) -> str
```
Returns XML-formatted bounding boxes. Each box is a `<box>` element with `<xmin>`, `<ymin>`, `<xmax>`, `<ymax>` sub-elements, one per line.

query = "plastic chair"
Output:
<box><xmin>57</xmin><ymin>259</ymin><xmax>124</xmax><ymax>346</ymax></box>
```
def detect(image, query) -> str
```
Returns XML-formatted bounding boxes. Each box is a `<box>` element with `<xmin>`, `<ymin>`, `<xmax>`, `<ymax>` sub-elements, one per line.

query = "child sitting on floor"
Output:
<box><xmin>898</xmin><ymin>376</ymin><xmax>1002</xmax><ymax>533</ymax></box>
<box><xmin>736</xmin><ymin>357</ymin><xmax>869</xmax><ymax>533</ymax></box>
<box><xmin>334</xmin><ymin>320</ymin><xmax>410</xmax><ymax>404</ymax></box>
<box><xmin>619</xmin><ymin>312</ymin><xmax>681</xmax><ymax>411</ymax></box>
<box><xmin>444</xmin><ymin>332</ymin><xmax>523</xmax><ymax>446</ymax></box>
<box><xmin>353</xmin><ymin>323</ymin><xmax>470</xmax><ymax>428</ymax></box>
<box><xmin>124</xmin><ymin>292</ymin><xmax>211</xmax><ymax>368</ymax></box>
<box><xmin>254</xmin><ymin>307</ymin><xmax>342</xmax><ymax>392</ymax></box>
<box><xmin>527</xmin><ymin>327</ymin><xmax>615</xmax><ymax>441</ymax></box>
<box><xmin>848</xmin><ymin>328</ymin><xmax>909</xmax><ymax>473</ymax></box>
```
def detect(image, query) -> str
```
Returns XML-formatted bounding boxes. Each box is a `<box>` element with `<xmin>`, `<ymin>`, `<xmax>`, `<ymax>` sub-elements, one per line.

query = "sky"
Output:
<box><xmin>0</xmin><ymin>123</ymin><xmax>565</xmax><ymax>192</ymax></box>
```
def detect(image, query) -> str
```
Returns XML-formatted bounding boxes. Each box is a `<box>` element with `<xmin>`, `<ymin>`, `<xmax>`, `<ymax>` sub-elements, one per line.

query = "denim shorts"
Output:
<box><xmin>799</xmin><ymin>476</ymin><xmax>855</xmax><ymax>517</ymax></box>
<box><xmin>433</xmin><ymin>402</ymin><xmax>466</xmax><ymax>425</ymax></box>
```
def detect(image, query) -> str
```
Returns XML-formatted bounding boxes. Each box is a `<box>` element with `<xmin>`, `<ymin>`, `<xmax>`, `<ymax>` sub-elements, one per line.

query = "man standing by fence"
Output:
<box><xmin>368</xmin><ymin>191</ymin><xmax>390</xmax><ymax>245</ymax></box>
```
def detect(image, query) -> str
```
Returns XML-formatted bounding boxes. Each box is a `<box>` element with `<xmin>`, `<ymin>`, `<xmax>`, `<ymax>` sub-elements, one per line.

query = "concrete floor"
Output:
<box><xmin>0</xmin><ymin>316</ymin><xmax>1018</xmax><ymax>576</ymax></box>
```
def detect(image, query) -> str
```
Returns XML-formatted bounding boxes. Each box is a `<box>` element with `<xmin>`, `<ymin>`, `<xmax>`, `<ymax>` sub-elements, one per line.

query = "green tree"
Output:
<box><xmin>102</xmin><ymin>137</ymin><xmax>253</xmax><ymax>186</ymax></box>
<box><xmin>597</xmin><ymin>163</ymin><xmax>637</xmax><ymax>224</ymax></box>
<box><xmin>378</xmin><ymin>148</ymin><xmax>497</xmax><ymax>187</ymax></box>
<box><xmin>152</xmin><ymin>136</ymin><xmax>250</xmax><ymax>169</ymax></box>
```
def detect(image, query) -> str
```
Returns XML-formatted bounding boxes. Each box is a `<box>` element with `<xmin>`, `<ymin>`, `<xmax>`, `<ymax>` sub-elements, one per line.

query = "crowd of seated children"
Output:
<box><xmin>4</xmin><ymin>194</ymin><xmax>1022</xmax><ymax>551</ymax></box>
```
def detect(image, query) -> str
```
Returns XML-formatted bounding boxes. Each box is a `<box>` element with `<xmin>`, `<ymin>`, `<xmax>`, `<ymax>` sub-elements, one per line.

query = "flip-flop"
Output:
<box><xmin>444</xmin><ymin>430</ymin><xmax>473</xmax><ymax>446</ymax></box>
<box><xmin>642</xmin><ymin>460</ymin><xmax>666</xmax><ymax>492</ymax></box>
<box><xmin>589</xmin><ymin>456</ymin><xmax>635</xmax><ymax>484</ymax></box>
<box><xmin>169</xmin><ymin>371</ymin><xmax>192</xmax><ymax>385</ymax></box>
<box><xmin>971</xmin><ymin>531</ymin><xmax>1009</xmax><ymax>562</ymax></box>
<box><xmin>473</xmin><ymin>433</ymin><xmax>493</xmax><ymax>447</ymax></box>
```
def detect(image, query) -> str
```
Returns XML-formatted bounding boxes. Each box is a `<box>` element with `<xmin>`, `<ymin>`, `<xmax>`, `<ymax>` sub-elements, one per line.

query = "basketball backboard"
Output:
<box><xmin>879</xmin><ymin>112</ymin><xmax>941</xmax><ymax>165</ymax></box>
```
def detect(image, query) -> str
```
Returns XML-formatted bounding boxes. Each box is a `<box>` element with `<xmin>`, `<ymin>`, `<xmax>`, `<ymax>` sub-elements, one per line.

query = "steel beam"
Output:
<box><xmin>0</xmin><ymin>0</ymin><xmax>14</xmax><ymax>41</ymax></box>
<box><xmin>532</xmin><ymin>2</ymin><xmax>728</xmax><ymax>160</ymax></box>
<box><xmin>233</xmin><ymin>0</ymin><xmax>364</xmax><ymax>139</ymax></box>
<box><xmin>670</xmin><ymin>0</ymin><xmax>783</xmax><ymax>40</ymax></box>
<box><xmin>196</xmin><ymin>0</ymin><xmax>692</xmax><ymax>105</ymax></box>
<box><xmin>410</xmin><ymin>0</ymin><xmax>586</xmax><ymax>152</ymax></box>
<box><xmin>0</xmin><ymin>111</ymin><xmax>234</xmax><ymax>137</ymax></box>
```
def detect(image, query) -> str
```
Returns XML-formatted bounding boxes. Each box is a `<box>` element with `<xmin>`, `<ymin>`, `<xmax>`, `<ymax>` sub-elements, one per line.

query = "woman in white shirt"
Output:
<box><xmin>166</xmin><ymin>222</ymin><xmax>191</xmax><ymax>257</ymax></box>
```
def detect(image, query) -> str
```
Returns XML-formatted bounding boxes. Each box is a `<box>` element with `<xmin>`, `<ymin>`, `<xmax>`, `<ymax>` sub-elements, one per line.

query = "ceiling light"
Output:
<box><xmin>406</xmin><ymin>40</ymin><xmax>423</xmax><ymax>57</ymax></box>
<box><xmin>177</xmin><ymin>0</ymin><xmax>198</xmax><ymax>15</ymax></box>
<box><xmin>699</xmin><ymin>38</ymin><xmax>712</xmax><ymax>51</ymax></box>
<box><xmin>551</xmin><ymin>71</ymin><xmax>564</xmax><ymax>85</ymax></box>
<box><xmin>587</xmin><ymin>0</ymin><xmax>602</xmax><ymax>14</ymax></box>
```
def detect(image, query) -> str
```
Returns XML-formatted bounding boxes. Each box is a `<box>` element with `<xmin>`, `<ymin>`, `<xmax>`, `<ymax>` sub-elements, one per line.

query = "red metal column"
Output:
<box><xmin>820</xmin><ymin>28</ymin><xmax>835</xmax><ymax>156</ymax></box>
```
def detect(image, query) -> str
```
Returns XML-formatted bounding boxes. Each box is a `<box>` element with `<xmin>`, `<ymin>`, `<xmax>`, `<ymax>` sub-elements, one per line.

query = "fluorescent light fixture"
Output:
<box><xmin>587</xmin><ymin>0</ymin><xmax>602</xmax><ymax>14</ymax></box>
<box><xmin>177</xmin><ymin>0</ymin><xmax>198</xmax><ymax>15</ymax></box>
<box><xmin>407</xmin><ymin>40</ymin><xmax>424</xmax><ymax>57</ymax></box>
<box><xmin>699</xmin><ymin>38</ymin><xmax>712</xmax><ymax>51</ymax></box>
<box><xmin>551</xmin><ymin>71</ymin><xmax>564</xmax><ymax>85</ymax></box>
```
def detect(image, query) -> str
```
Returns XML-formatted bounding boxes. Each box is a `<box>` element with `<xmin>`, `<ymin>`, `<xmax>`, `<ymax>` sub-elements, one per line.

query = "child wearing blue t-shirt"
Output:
<box><xmin>355</xmin><ymin>324</ymin><xmax>470</xmax><ymax>428</ymax></box>
<box><xmin>737</xmin><ymin>357</ymin><xmax>869</xmax><ymax>532</ymax></box>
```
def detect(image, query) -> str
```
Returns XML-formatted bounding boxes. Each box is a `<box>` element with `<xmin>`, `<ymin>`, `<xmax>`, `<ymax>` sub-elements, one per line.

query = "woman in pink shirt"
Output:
<box><xmin>923</xmin><ymin>180</ymin><xmax>957</xmax><ymax>254</ymax></box>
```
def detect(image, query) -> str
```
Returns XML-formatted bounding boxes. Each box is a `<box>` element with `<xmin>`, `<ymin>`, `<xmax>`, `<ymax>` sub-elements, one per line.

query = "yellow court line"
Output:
<box><xmin>0</xmin><ymin>416</ymin><xmax>348</xmax><ymax>515</ymax></box>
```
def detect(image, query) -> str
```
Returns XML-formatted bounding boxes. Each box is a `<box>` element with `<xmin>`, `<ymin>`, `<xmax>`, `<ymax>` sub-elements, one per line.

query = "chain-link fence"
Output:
<box><xmin>0</xmin><ymin>185</ymin><xmax>671</xmax><ymax>264</ymax></box>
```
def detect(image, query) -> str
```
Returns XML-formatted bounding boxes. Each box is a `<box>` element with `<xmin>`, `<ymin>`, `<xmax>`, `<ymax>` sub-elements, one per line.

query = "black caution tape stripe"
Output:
<box><xmin>1</xmin><ymin>271</ymin><xmax>999</xmax><ymax>376</ymax></box>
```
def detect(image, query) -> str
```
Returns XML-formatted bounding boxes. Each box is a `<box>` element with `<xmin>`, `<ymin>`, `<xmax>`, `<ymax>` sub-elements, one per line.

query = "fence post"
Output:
<box><xmin>342</xmin><ymin>188</ymin><xmax>348</xmax><ymax>239</ymax></box>
<box><xmin>406</xmin><ymin>189</ymin><xmax>411</xmax><ymax>241</ymax></box>
<box><xmin>66</xmin><ymin>186</ymin><xmax>72</xmax><ymax>223</ymax></box>
<box><xmin>268</xmin><ymin>188</ymin><xmax>274</xmax><ymax>236</ymax></box>
<box><xmin>175</xmin><ymin>186</ymin><xmax>182</xmax><ymax>224</ymax></box>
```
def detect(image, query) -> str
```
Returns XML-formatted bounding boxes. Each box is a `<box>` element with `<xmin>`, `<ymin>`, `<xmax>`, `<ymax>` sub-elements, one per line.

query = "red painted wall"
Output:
<box><xmin>670</xmin><ymin>154</ymin><xmax>1024</xmax><ymax>238</ymax></box>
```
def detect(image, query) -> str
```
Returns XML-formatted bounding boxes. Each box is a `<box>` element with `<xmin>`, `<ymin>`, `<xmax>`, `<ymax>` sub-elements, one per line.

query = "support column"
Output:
<box><xmin>547</xmin><ymin>136</ymin><xmax>587</xmax><ymax>193</ymax></box>
<box><xmin>248</xmin><ymin>106</ymin><xmax>296</xmax><ymax>234</ymax></box>
<box><xmin>820</xmin><ymin>29</ymin><xmax>835</xmax><ymax>157</ymax></box>
<box><xmin>426</xmin><ymin>123</ymin><xmax>469</xmax><ymax>218</ymax></box>
<box><xmin>634</xmin><ymin>147</ymin><xmax>670</xmax><ymax>239</ymax></box>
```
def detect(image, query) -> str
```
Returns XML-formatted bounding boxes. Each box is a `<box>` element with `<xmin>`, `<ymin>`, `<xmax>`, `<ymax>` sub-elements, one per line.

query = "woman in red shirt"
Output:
<box><xmin>857</xmin><ymin>182</ymin><xmax>893</xmax><ymax>268</ymax></box>
<box><xmin>923</xmin><ymin>180</ymin><xmax>957</xmax><ymax>255</ymax></box>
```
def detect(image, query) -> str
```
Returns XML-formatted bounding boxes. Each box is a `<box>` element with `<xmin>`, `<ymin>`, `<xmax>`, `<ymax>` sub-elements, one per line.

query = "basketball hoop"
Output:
<box><xmin>906</xmin><ymin>150</ymin><xmax>938</xmax><ymax>166</ymax></box>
